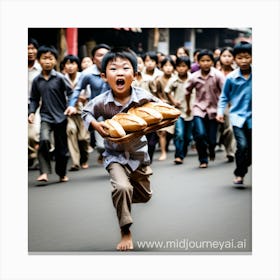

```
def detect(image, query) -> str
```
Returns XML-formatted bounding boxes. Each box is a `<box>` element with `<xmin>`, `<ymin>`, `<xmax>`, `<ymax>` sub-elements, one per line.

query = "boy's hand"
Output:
<box><xmin>64</xmin><ymin>106</ymin><xmax>77</xmax><ymax>116</ymax></box>
<box><xmin>186</xmin><ymin>108</ymin><xmax>192</xmax><ymax>116</ymax></box>
<box><xmin>91</xmin><ymin>121</ymin><xmax>110</xmax><ymax>137</ymax></box>
<box><xmin>28</xmin><ymin>113</ymin><xmax>35</xmax><ymax>124</ymax></box>
<box><xmin>216</xmin><ymin>115</ymin><xmax>224</xmax><ymax>123</ymax></box>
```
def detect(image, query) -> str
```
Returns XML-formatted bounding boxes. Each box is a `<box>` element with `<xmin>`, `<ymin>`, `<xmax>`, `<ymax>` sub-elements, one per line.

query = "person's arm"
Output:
<box><xmin>216</xmin><ymin>78</ymin><xmax>230</xmax><ymax>123</ymax></box>
<box><xmin>28</xmin><ymin>80</ymin><xmax>40</xmax><ymax>123</ymax></box>
<box><xmin>65</xmin><ymin>73</ymin><xmax>89</xmax><ymax>115</ymax></box>
<box><xmin>185</xmin><ymin>78</ymin><xmax>195</xmax><ymax>116</ymax></box>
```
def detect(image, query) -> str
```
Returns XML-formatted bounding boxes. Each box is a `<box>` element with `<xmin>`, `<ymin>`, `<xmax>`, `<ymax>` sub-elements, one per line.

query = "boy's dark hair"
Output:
<box><xmin>233</xmin><ymin>41</ymin><xmax>252</xmax><ymax>57</ymax></box>
<box><xmin>142</xmin><ymin>51</ymin><xmax>158</xmax><ymax>64</ymax></box>
<box><xmin>160</xmin><ymin>55</ymin><xmax>176</xmax><ymax>69</ymax></box>
<box><xmin>175</xmin><ymin>56</ymin><xmax>191</xmax><ymax>68</ymax></box>
<box><xmin>62</xmin><ymin>54</ymin><xmax>81</xmax><ymax>70</ymax></box>
<box><xmin>197</xmin><ymin>49</ymin><xmax>214</xmax><ymax>62</ymax></box>
<box><xmin>37</xmin><ymin>45</ymin><xmax>58</xmax><ymax>60</ymax></box>
<box><xmin>101</xmin><ymin>47</ymin><xmax>138</xmax><ymax>74</ymax></box>
<box><xmin>91</xmin><ymin>43</ymin><xmax>111</xmax><ymax>58</ymax></box>
<box><xmin>28</xmin><ymin>38</ymin><xmax>39</xmax><ymax>49</ymax></box>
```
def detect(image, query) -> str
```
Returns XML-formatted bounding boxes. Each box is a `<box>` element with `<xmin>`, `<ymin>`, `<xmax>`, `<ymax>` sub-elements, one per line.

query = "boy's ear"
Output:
<box><xmin>101</xmin><ymin>73</ymin><xmax>107</xmax><ymax>82</ymax></box>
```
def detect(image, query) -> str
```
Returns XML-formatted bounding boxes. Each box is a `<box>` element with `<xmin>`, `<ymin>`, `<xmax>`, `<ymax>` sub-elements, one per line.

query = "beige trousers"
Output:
<box><xmin>107</xmin><ymin>163</ymin><xmax>153</xmax><ymax>228</ymax></box>
<box><xmin>67</xmin><ymin>114</ymin><xmax>90</xmax><ymax>167</ymax></box>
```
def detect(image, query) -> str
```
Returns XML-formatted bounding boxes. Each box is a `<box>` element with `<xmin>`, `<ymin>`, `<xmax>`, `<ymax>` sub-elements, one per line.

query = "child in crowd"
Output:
<box><xmin>165</xmin><ymin>56</ymin><xmax>193</xmax><ymax>164</ymax></box>
<box><xmin>216</xmin><ymin>41</ymin><xmax>252</xmax><ymax>185</ymax></box>
<box><xmin>185</xmin><ymin>49</ymin><xmax>225</xmax><ymax>168</ymax></box>
<box><xmin>152</xmin><ymin>56</ymin><xmax>176</xmax><ymax>161</ymax></box>
<box><xmin>63</xmin><ymin>54</ymin><xmax>90</xmax><ymax>171</ymax></box>
<box><xmin>216</xmin><ymin>47</ymin><xmax>236</xmax><ymax>162</ymax></box>
<box><xmin>141</xmin><ymin>51</ymin><xmax>163</xmax><ymax>162</ymax></box>
<box><xmin>81</xmin><ymin>48</ymin><xmax>162</xmax><ymax>251</ymax></box>
<box><xmin>28</xmin><ymin>45</ymin><xmax>73</xmax><ymax>182</ymax></box>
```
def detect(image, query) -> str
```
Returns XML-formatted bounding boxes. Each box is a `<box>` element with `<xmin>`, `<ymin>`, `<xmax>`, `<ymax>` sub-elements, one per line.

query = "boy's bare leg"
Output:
<box><xmin>117</xmin><ymin>224</ymin><xmax>133</xmax><ymax>251</ymax></box>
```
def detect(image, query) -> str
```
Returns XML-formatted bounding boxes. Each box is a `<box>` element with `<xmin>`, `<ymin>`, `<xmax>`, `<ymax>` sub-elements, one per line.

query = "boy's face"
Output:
<box><xmin>39</xmin><ymin>52</ymin><xmax>57</xmax><ymax>71</ymax></box>
<box><xmin>144</xmin><ymin>56</ymin><xmax>157</xmax><ymax>71</ymax></box>
<box><xmin>64</xmin><ymin>60</ymin><xmax>79</xmax><ymax>74</ymax></box>
<box><xmin>234</xmin><ymin>52</ymin><xmax>252</xmax><ymax>71</ymax></box>
<box><xmin>28</xmin><ymin>44</ymin><xmax>38</xmax><ymax>62</ymax></box>
<box><xmin>102</xmin><ymin>57</ymin><xmax>136</xmax><ymax>95</ymax></box>
<box><xmin>176</xmin><ymin>62</ymin><xmax>189</xmax><ymax>76</ymax></box>
<box><xmin>93</xmin><ymin>48</ymin><xmax>109</xmax><ymax>71</ymax></box>
<box><xmin>198</xmin><ymin>55</ymin><xmax>213</xmax><ymax>72</ymax></box>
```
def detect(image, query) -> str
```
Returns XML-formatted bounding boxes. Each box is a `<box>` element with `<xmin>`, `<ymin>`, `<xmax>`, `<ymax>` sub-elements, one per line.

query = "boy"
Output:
<box><xmin>216</xmin><ymin>41</ymin><xmax>252</xmax><ymax>185</ymax></box>
<box><xmin>28</xmin><ymin>45</ymin><xmax>73</xmax><ymax>183</ymax></box>
<box><xmin>82</xmin><ymin>48</ymin><xmax>161</xmax><ymax>251</ymax></box>
<box><xmin>165</xmin><ymin>56</ymin><xmax>193</xmax><ymax>164</ymax></box>
<box><xmin>185</xmin><ymin>49</ymin><xmax>225</xmax><ymax>168</ymax></box>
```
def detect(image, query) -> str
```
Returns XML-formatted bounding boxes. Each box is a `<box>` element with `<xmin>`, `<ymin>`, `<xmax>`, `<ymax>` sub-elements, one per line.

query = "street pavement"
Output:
<box><xmin>28</xmin><ymin>144</ymin><xmax>252</xmax><ymax>254</ymax></box>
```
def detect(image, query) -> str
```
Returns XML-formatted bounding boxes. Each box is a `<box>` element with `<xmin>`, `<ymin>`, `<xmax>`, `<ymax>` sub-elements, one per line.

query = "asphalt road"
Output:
<box><xmin>28</xmin><ymin>144</ymin><xmax>252</xmax><ymax>254</ymax></box>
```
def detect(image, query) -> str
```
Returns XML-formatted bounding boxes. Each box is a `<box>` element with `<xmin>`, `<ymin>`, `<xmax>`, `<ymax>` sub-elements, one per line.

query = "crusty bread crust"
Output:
<box><xmin>112</xmin><ymin>113</ymin><xmax>147</xmax><ymax>132</ymax></box>
<box><xmin>128</xmin><ymin>106</ymin><xmax>163</xmax><ymax>125</ymax></box>
<box><xmin>104</xmin><ymin>119</ymin><xmax>126</xmax><ymax>138</ymax></box>
<box><xmin>142</xmin><ymin>102</ymin><xmax>181</xmax><ymax>119</ymax></box>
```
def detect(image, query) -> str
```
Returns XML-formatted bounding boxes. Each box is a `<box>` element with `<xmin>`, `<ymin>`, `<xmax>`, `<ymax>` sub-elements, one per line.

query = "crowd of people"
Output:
<box><xmin>28</xmin><ymin>37</ymin><xmax>252</xmax><ymax>250</ymax></box>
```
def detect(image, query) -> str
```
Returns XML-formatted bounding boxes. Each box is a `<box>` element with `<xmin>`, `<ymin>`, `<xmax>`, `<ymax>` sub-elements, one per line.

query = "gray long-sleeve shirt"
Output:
<box><xmin>29</xmin><ymin>69</ymin><xmax>73</xmax><ymax>124</ymax></box>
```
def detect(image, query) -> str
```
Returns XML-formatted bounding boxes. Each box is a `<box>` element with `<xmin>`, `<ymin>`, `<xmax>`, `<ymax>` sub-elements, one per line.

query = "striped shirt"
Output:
<box><xmin>82</xmin><ymin>86</ymin><xmax>160</xmax><ymax>170</ymax></box>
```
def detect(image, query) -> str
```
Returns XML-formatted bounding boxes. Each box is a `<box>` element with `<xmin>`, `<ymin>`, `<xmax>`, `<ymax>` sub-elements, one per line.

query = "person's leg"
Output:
<box><xmin>67</xmin><ymin>116</ymin><xmax>80</xmax><ymax>170</ymax></box>
<box><xmin>157</xmin><ymin>130</ymin><xmax>167</xmax><ymax>161</ymax></box>
<box><xmin>107</xmin><ymin>163</ymin><xmax>134</xmax><ymax>250</ymax></box>
<box><xmin>53</xmin><ymin>119</ymin><xmax>69</xmax><ymax>181</ymax></box>
<box><xmin>183</xmin><ymin>120</ymin><xmax>193</xmax><ymax>158</ymax></box>
<box><xmin>130</xmin><ymin>165</ymin><xmax>153</xmax><ymax>203</ymax></box>
<box><xmin>207</xmin><ymin>118</ymin><xmax>219</xmax><ymax>161</ymax></box>
<box><xmin>193</xmin><ymin>116</ymin><xmax>208</xmax><ymax>167</ymax></box>
<box><xmin>173</xmin><ymin>117</ymin><xmax>185</xmax><ymax>163</ymax></box>
<box><xmin>37</xmin><ymin>121</ymin><xmax>52</xmax><ymax>181</ymax></box>
<box><xmin>232</xmin><ymin>125</ymin><xmax>249</xmax><ymax>183</ymax></box>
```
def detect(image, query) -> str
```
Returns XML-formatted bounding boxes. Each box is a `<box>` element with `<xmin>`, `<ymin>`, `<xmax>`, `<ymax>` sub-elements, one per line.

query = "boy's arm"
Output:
<box><xmin>65</xmin><ymin>73</ymin><xmax>88</xmax><ymax>115</ymax></box>
<box><xmin>28</xmin><ymin>80</ymin><xmax>40</xmax><ymax>123</ymax></box>
<box><xmin>216</xmin><ymin>78</ymin><xmax>230</xmax><ymax>123</ymax></box>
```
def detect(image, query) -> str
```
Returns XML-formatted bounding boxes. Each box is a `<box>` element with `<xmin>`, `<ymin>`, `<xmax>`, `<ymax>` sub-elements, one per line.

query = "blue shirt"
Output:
<box><xmin>217</xmin><ymin>67</ymin><xmax>252</xmax><ymax>128</ymax></box>
<box><xmin>69</xmin><ymin>64</ymin><xmax>110</xmax><ymax>107</ymax></box>
<box><xmin>81</xmin><ymin>86</ymin><xmax>160</xmax><ymax>171</ymax></box>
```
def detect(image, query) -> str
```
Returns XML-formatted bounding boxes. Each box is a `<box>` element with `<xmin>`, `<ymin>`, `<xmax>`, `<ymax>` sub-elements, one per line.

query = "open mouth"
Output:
<box><xmin>116</xmin><ymin>79</ymin><xmax>125</xmax><ymax>86</ymax></box>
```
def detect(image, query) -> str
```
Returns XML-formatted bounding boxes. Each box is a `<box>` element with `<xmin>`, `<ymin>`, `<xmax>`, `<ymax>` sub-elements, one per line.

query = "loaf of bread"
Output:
<box><xmin>104</xmin><ymin>119</ymin><xmax>126</xmax><ymax>138</ymax></box>
<box><xmin>128</xmin><ymin>106</ymin><xmax>163</xmax><ymax>125</ymax></box>
<box><xmin>142</xmin><ymin>102</ymin><xmax>181</xmax><ymax>119</ymax></box>
<box><xmin>112</xmin><ymin>112</ymin><xmax>147</xmax><ymax>132</ymax></box>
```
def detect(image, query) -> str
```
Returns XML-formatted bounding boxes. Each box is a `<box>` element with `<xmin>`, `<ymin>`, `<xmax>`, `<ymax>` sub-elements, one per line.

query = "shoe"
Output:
<box><xmin>199</xmin><ymin>163</ymin><xmax>208</xmax><ymax>168</ymax></box>
<box><xmin>233</xmin><ymin>176</ymin><xmax>243</xmax><ymax>185</ymax></box>
<box><xmin>59</xmin><ymin>176</ymin><xmax>69</xmax><ymax>182</ymax></box>
<box><xmin>174</xmin><ymin>157</ymin><xmax>183</xmax><ymax>164</ymax></box>
<box><xmin>227</xmin><ymin>155</ymin><xmax>234</xmax><ymax>162</ymax></box>
<box><xmin>69</xmin><ymin>165</ymin><xmax>80</xmax><ymax>171</ymax></box>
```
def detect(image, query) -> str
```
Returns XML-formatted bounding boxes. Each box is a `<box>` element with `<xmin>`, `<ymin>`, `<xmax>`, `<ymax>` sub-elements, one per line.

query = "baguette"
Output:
<box><xmin>142</xmin><ymin>102</ymin><xmax>181</xmax><ymax>119</ymax></box>
<box><xmin>128</xmin><ymin>106</ymin><xmax>163</xmax><ymax>125</ymax></box>
<box><xmin>104</xmin><ymin>119</ymin><xmax>126</xmax><ymax>138</ymax></box>
<box><xmin>112</xmin><ymin>112</ymin><xmax>147</xmax><ymax>132</ymax></box>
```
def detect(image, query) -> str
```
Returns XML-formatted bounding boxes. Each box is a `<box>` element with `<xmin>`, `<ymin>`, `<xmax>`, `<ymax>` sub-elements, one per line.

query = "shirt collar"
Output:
<box><xmin>104</xmin><ymin>86</ymin><xmax>141</xmax><ymax>106</ymax></box>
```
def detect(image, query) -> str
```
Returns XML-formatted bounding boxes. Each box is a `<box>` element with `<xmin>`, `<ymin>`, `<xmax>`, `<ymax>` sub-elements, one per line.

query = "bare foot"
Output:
<box><xmin>37</xmin><ymin>173</ymin><xmax>48</xmax><ymax>182</ymax></box>
<box><xmin>81</xmin><ymin>163</ymin><xmax>89</xmax><ymax>169</ymax></box>
<box><xmin>59</xmin><ymin>176</ymin><xmax>69</xmax><ymax>182</ymax></box>
<box><xmin>116</xmin><ymin>230</ymin><xmax>134</xmax><ymax>251</ymax></box>
<box><xmin>158</xmin><ymin>154</ymin><xmax>167</xmax><ymax>161</ymax></box>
